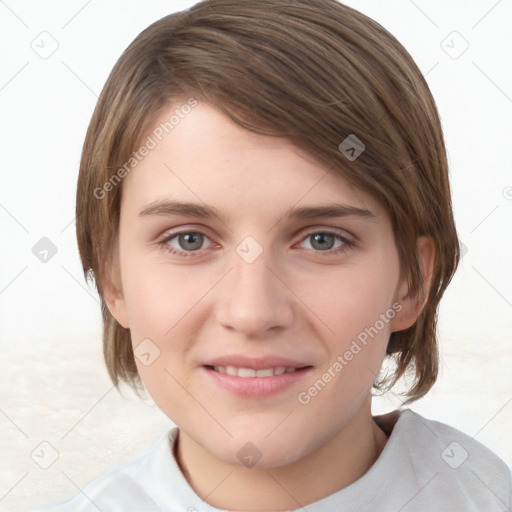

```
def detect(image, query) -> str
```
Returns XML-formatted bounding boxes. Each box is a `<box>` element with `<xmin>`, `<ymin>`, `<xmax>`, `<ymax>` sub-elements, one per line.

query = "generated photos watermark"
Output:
<box><xmin>297</xmin><ymin>302</ymin><xmax>402</xmax><ymax>405</ymax></box>
<box><xmin>94</xmin><ymin>97</ymin><xmax>198</xmax><ymax>200</ymax></box>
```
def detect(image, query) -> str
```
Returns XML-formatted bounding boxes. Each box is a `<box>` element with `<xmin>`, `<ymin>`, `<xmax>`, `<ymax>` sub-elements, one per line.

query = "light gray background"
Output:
<box><xmin>0</xmin><ymin>1</ymin><xmax>511</xmax><ymax>510</ymax></box>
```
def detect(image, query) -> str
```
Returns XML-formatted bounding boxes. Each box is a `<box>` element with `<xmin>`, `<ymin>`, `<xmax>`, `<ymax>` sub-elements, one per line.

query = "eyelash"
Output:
<box><xmin>158</xmin><ymin>229</ymin><xmax>355</xmax><ymax>258</ymax></box>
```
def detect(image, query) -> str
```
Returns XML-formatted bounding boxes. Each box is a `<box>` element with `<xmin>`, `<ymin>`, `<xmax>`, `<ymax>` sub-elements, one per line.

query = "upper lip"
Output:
<box><xmin>201</xmin><ymin>355</ymin><xmax>312</xmax><ymax>370</ymax></box>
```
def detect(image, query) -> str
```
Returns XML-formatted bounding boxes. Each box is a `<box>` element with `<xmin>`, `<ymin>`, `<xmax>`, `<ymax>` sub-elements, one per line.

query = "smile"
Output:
<box><xmin>203</xmin><ymin>364</ymin><xmax>313</xmax><ymax>397</ymax></box>
<box><xmin>210</xmin><ymin>365</ymin><xmax>299</xmax><ymax>377</ymax></box>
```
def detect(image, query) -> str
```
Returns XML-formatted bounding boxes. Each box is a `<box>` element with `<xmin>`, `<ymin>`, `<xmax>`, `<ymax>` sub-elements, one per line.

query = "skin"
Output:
<box><xmin>105</xmin><ymin>100</ymin><xmax>434</xmax><ymax>511</ymax></box>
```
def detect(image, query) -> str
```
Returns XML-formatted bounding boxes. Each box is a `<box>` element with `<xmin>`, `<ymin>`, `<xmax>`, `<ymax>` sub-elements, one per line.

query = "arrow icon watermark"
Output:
<box><xmin>338</xmin><ymin>134</ymin><xmax>365</xmax><ymax>161</ymax></box>
<box><xmin>134</xmin><ymin>338</ymin><xmax>161</xmax><ymax>366</ymax></box>
<box><xmin>32</xmin><ymin>237</ymin><xmax>58</xmax><ymax>263</ymax></box>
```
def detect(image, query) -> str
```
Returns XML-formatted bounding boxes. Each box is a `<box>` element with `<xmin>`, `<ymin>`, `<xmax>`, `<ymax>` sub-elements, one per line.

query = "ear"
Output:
<box><xmin>102</xmin><ymin>261</ymin><xmax>130</xmax><ymax>329</ymax></box>
<box><xmin>389</xmin><ymin>236</ymin><xmax>435</xmax><ymax>332</ymax></box>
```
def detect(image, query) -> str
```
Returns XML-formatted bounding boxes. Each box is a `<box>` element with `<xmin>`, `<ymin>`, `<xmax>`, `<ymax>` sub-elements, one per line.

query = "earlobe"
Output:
<box><xmin>389</xmin><ymin>236</ymin><xmax>435</xmax><ymax>333</ymax></box>
<box><xmin>102</xmin><ymin>271</ymin><xmax>130</xmax><ymax>329</ymax></box>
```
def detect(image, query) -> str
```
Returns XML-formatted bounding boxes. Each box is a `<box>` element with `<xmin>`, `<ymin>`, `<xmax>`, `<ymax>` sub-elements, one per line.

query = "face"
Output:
<box><xmin>106</xmin><ymin>100</ymin><xmax>419</xmax><ymax>468</ymax></box>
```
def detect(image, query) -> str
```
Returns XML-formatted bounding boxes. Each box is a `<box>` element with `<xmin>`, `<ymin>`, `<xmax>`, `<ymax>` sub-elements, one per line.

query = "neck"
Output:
<box><xmin>175</xmin><ymin>398</ymin><xmax>389</xmax><ymax>511</ymax></box>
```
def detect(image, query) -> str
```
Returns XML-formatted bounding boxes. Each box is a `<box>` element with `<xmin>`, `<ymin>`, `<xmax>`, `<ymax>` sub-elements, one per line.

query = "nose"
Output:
<box><xmin>215</xmin><ymin>247</ymin><xmax>295</xmax><ymax>338</ymax></box>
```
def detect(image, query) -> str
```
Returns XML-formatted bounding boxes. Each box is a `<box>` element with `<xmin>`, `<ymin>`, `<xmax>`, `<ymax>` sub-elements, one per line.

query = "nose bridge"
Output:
<box><xmin>233</xmin><ymin>241</ymin><xmax>276</xmax><ymax>295</ymax></box>
<box><xmin>216</xmin><ymin>237</ymin><xmax>293</xmax><ymax>335</ymax></box>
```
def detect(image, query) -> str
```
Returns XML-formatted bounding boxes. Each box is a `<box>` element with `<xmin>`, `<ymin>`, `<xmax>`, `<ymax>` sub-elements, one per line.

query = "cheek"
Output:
<box><xmin>296</xmin><ymin>279</ymin><xmax>393</xmax><ymax>420</ymax></box>
<box><xmin>119</xmin><ymin>257</ymin><xmax>210</xmax><ymax>398</ymax></box>
<box><xmin>299</xmin><ymin>264</ymin><xmax>397</xmax><ymax>398</ymax></box>
<box><xmin>120</xmin><ymin>255</ymin><xmax>206</xmax><ymax>338</ymax></box>
<box><xmin>303</xmin><ymin>264</ymin><xmax>398</xmax><ymax>340</ymax></box>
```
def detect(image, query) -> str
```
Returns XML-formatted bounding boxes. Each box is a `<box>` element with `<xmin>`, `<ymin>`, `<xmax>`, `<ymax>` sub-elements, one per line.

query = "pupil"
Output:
<box><xmin>312</xmin><ymin>233</ymin><xmax>334</xmax><ymax>250</ymax></box>
<box><xmin>180</xmin><ymin>233</ymin><xmax>202</xmax><ymax>250</ymax></box>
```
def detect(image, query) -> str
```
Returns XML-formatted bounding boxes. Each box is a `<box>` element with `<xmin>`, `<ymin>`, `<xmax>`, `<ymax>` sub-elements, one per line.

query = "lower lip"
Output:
<box><xmin>202</xmin><ymin>366</ymin><xmax>313</xmax><ymax>398</ymax></box>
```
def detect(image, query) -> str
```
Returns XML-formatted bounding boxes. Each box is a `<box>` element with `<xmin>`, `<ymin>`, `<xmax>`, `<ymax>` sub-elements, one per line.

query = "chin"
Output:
<box><xmin>209</xmin><ymin>434</ymin><xmax>309</xmax><ymax>470</ymax></box>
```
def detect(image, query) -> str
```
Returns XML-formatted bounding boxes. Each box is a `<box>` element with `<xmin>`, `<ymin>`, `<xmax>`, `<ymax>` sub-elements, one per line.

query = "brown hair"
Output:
<box><xmin>76</xmin><ymin>0</ymin><xmax>460</xmax><ymax>404</ymax></box>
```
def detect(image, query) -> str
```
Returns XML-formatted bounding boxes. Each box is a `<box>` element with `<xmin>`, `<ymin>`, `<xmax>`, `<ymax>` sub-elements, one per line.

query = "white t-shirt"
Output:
<box><xmin>32</xmin><ymin>409</ymin><xmax>512</xmax><ymax>511</ymax></box>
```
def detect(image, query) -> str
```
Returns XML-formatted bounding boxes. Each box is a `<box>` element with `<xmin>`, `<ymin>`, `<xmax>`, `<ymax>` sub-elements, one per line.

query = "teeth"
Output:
<box><xmin>256</xmin><ymin>368</ymin><xmax>273</xmax><ymax>377</ymax></box>
<box><xmin>226</xmin><ymin>365</ymin><xmax>238</xmax><ymax>376</ymax></box>
<box><xmin>238</xmin><ymin>367</ymin><xmax>256</xmax><ymax>377</ymax></box>
<box><xmin>212</xmin><ymin>365</ymin><xmax>298</xmax><ymax>377</ymax></box>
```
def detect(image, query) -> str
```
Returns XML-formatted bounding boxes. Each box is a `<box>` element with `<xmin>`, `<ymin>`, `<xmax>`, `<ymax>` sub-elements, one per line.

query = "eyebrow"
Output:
<box><xmin>138</xmin><ymin>200</ymin><xmax>376</xmax><ymax>222</ymax></box>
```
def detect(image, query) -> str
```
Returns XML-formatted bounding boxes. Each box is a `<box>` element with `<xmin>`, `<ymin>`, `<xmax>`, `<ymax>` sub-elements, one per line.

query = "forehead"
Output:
<box><xmin>121</xmin><ymin>101</ymin><xmax>385</xmax><ymax>221</ymax></box>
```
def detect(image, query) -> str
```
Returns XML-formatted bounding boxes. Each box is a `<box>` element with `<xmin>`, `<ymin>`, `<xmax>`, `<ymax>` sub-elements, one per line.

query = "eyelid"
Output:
<box><xmin>158</xmin><ymin>226</ymin><xmax>217</xmax><ymax>252</ymax></box>
<box><xmin>297</xmin><ymin>225</ymin><xmax>356</xmax><ymax>243</ymax></box>
<box><xmin>159</xmin><ymin>225</ymin><xmax>355</xmax><ymax>244</ymax></box>
<box><xmin>158</xmin><ymin>224</ymin><xmax>357</xmax><ymax>259</ymax></box>
<box><xmin>293</xmin><ymin>229</ymin><xmax>355</xmax><ymax>257</ymax></box>
<box><xmin>158</xmin><ymin>224</ymin><xmax>216</xmax><ymax>242</ymax></box>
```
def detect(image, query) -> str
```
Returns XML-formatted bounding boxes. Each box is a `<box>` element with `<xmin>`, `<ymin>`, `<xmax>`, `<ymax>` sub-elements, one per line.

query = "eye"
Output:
<box><xmin>159</xmin><ymin>231</ymin><xmax>213</xmax><ymax>257</ymax></box>
<box><xmin>158</xmin><ymin>228</ymin><xmax>355</xmax><ymax>259</ymax></box>
<box><xmin>297</xmin><ymin>230</ymin><xmax>354</xmax><ymax>255</ymax></box>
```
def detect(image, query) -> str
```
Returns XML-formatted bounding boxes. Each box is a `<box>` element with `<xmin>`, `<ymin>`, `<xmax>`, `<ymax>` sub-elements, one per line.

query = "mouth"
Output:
<box><xmin>205</xmin><ymin>365</ymin><xmax>311</xmax><ymax>377</ymax></box>
<box><xmin>202</xmin><ymin>364</ymin><xmax>314</xmax><ymax>397</ymax></box>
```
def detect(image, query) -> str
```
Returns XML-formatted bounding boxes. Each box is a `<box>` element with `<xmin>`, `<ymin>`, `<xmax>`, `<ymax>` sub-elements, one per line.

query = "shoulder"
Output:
<box><xmin>385</xmin><ymin>409</ymin><xmax>512</xmax><ymax>510</ymax></box>
<box><xmin>399</xmin><ymin>409</ymin><xmax>510</xmax><ymax>472</ymax></box>
<box><xmin>30</xmin><ymin>429</ymin><xmax>177</xmax><ymax>512</ymax></box>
